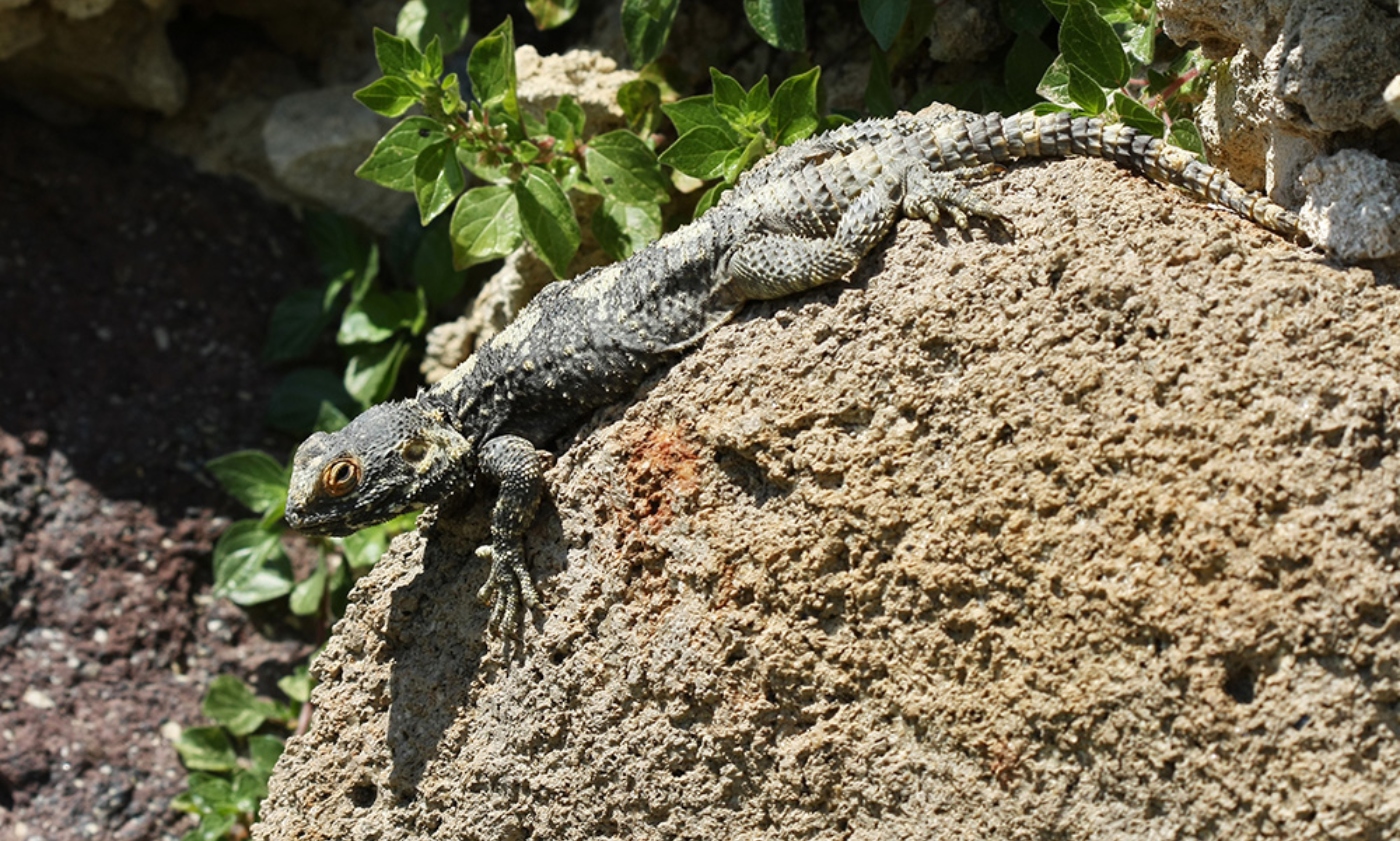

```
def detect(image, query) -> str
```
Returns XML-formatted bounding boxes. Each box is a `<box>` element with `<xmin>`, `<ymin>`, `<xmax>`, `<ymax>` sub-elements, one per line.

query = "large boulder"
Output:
<box><xmin>254</xmin><ymin>154</ymin><xmax>1398</xmax><ymax>839</ymax></box>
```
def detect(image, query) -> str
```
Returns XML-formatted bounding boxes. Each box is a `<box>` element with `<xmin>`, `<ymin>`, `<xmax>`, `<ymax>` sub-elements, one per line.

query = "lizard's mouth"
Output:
<box><xmin>284</xmin><ymin>506</ymin><xmax>358</xmax><ymax>537</ymax></box>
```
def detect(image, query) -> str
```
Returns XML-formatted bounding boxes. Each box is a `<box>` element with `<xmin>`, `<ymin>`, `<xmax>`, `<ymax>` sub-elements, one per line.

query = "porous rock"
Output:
<box><xmin>1159</xmin><ymin>0</ymin><xmax>1400</xmax><ymax>257</ymax></box>
<box><xmin>262</xmin><ymin>84</ymin><xmax>411</xmax><ymax>235</ymax></box>
<box><xmin>0</xmin><ymin>0</ymin><xmax>185</xmax><ymax>114</ymax></box>
<box><xmin>1298</xmin><ymin>149</ymin><xmax>1400</xmax><ymax>262</ymax></box>
<box><xmin>255</xmin><ymin>158</ymin><xmax>1399</xmax><ymax>840</ymax></box>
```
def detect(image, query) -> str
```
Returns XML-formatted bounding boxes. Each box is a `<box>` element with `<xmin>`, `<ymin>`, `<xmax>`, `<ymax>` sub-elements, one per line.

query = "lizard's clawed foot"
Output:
<box><xmin>903</xmin><ymin>164</ymin><xmax>1014</xmax><ymax>235</ymax></box>
<box><xmin>476</xmin><ymin>542</ymin><xmax>542</xmax><ymax>631</ymax></box>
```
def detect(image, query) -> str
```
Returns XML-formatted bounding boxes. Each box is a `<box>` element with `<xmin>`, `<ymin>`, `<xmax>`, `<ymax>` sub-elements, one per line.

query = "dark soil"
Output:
<box><xmin>0</xmin><ymin>108</ymin><xmax>318</xmax><ymax>841</ymax></box>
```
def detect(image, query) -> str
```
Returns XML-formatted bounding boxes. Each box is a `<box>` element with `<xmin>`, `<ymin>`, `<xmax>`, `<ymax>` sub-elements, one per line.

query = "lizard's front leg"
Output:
<box><xmin>476</xmin><ymin>434</ymin><xmax>545</xmax><ymax>629</ymax></box>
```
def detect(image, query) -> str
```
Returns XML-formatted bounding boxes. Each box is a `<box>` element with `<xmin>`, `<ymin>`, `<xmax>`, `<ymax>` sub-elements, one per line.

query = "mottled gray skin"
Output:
<box><xmin>285</xmin><ymin>109</ymin><xmax>1301</xmax><ymax>628</ymax></box>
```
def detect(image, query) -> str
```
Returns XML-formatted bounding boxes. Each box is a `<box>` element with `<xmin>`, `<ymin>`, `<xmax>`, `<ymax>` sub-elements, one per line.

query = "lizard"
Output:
<box><xmin>284</xmin><ymin>108</ymin><xmax>1302</xmax><ymax>629</ymax></box>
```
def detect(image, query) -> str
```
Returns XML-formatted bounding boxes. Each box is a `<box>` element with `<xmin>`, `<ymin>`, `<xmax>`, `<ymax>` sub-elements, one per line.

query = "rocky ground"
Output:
<box><xmin>0</xmin><ymin>108</ymin><xmax>317</xmax><ymax>841</ymax></box>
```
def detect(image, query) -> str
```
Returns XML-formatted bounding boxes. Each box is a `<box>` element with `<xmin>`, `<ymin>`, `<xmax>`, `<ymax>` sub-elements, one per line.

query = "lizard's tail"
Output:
<box><xmin>943</xmin><ymin>111</ymin><xmax>1302</xmax><ymax>242</ymax></box>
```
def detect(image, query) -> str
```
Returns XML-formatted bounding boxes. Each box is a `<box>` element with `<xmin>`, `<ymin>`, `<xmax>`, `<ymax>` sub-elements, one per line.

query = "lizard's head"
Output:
<box><xmin>285</xmin><ymin>400</ymin><xmax>476</xmax><ymax>537</ymax></box>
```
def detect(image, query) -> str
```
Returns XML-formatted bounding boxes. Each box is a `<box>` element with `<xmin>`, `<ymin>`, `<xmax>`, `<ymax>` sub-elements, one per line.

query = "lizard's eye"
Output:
<box><xmin>402</xmin><ymin>439</ymin><xmax>429</xmax><ymax>464</ymax></box>
<box><xmin>320</xmin><ymin>457</ymin><xmax>362</xmax><ymax>498</ymax></box>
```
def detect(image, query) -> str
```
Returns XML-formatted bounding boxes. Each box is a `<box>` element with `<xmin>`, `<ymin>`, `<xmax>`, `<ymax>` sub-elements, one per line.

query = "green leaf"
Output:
<box><xmin>449</xmin><ymin>185</ymin><xmax>523</xmax><ymax>268</ymax></box>
<box><xmin>372</xmin><ymin>28</ymin><xmax>422</xmax><ymax>80</ymax></box>
<box><xmin>303</xmin><ymin>212</ymin><xmax>375</xmax><ymax>298</ymax></box>
<box><xmin>414</xmin><ymin>138</ymin><xmax>466</xmax><ymax>225</ymax></box>
<box><xmin>289</xmin><ymin>560</ymin><xmax>327</xmax><ymax>616</ymax></box>
<box><xmin>662</xmin><ymin>95</ymin><xmax>731</xmax><ymax>137</ymax></box>
<box><xmin>747</xmin><ymin>76</ymin><xmax>773</xmax><ymax>119</ymax></box>
<box><xmin>593</xmin><ymin>198</ymin><xmax>663</xmax><ymax>261</ymax></box>
<box><xmin>866</xmin><ymin>46</ymin><xmax>895</xmax><ymax>118</ymax></box>
<box><xmin>861</xmin><ymin>0</ymin><xmax>909</xmax><ymax>51</ymax></box>
<box><xmin>342</xmin><ymin>525</ymin><xmax>393</xmax><ymax>571</ymax></box>
<box><xmin>526</xmin><ymin>0</ymin><xmax>579</xmax><ymax>29</ymax></box>
<box><xmin>1004</xmin><ymin>29</ymin><xmax>1058</xmax><ymax>105</ymax></box>
<box><xmin>769</xmin><ymin>68</ymin><xmax>820</xmax><ymax>144</ymax></box>
<box><xmin>584</xmin><ymin>131</ymin><xmax>669</xmax><ymax>205</ymax></box>
<box><xmin>344</xmin><ymin>338</ymin><xmax>411</xmax><ymax>408</ymax></box>
<box><xmin>621</xmin><ymin>0</ymin><xmax>681</xmax><ymax>67</ymax></box>
<box><xmin>173</xmin><ymin>726</ymin><xmax>238</xmax><ymax>772</ymax></box>
<box><xmin>230</xmin><ymin>769</ymin><xmax>267</xmax><ymax>816</ymax></box>
<box><xmin>172</xmin><ymin>772</ymin><xmax>236</xmax><ymax>817</ymax></box>
<box><xmin>203</xmin><ymin>675</ymin><xmax>278</xmax><ymax>736</ymax></box>
<box><xmin>744</xmin><ymin>0</ymin><xmax>806</xmax><ymax>50</ymax></box>
<box><xmin>263</xmin><ymin>287</ymin><xmax>331</xmax><ymax>363</ymax></box>
<box><xmin>548</xmin><ymin>94</ymin><xmax>586</xmax><ymax>147</ymax></box>
<box><xmin>413</xmin><ymin>217</ymin><xmax>468</xmax><ymax>307</ymax></box>
<box><xmin>468</xmin><ymin>17</ymin><xmax>519</xmax><ymax>123</ymax></box>
<box><xmin>181</xmin><ymin>812</ymin><xmax>237</xmax><ymax>841</ymax></box>
<box><xmin>1123</xmin><ymin>18</ymin><xmax>1155</xmax><ymax>67</ymax></box>
<box><xmin>1168</xmin><ymin>119</ymin><xmax>1204</xmax><ymax>156</ymax></box>
<box><xmin>277</xmin><ymin>668</ymin><xmax>313</xmax><ymax>705</ymax></box>
<box><xmin>727</xmin><ymin>132</ymin><xmax>769</xmax><ymax>183</ymax></box>
<box><xmin>694</xmin><ymin>181</ymin><xmax>729</xmax><ymax>217</ymax></box>
<box><xmin>267</xmin><ymin>368</ymin><xmax>357</xmax><ymax>434</ymax></box>
<box><xmin>545</xmin><ymin>110</ymin><xmax>578</xmax><ymax>150</ymax></box>
<box><xmin>659</xmin><ymin>126</ymin><xmax>740</xmax><ymax>180</ymax></box>
<box><xmin>1113</xmin><ymin>91</ymin><xmax>1164</xmax><ymax>136</ymax></box>
<box><xmin>257</xmin><ymin>497</ymin><xmax>286</xmax><ymax>532</ymax></box>
<box><xmin>1036</xmin><ymin>55</ymin><xmax>1075</xmax><ymax>109</ymax></box>
<box><xmin>212</xmin><ymin>521</ymin><xmax>294</xmax><ymax>606</ymax></box>
<box><xmin>1066</xmin><ymin>62</ymin><xmax>1108</xmax><ymax>114</ymax></box>
<box><xmin>396</xmin><ymin>0</ymin><xmax>470</xmax><ymax>55</ymax></box>
<box><xmin>1060</xmin><ymin>0</ymin><xmax>1130</xmax><ymax>89</ymax></box>
<box><xmin>314</xmin><ymin>400</ymin><xmax>350</xmax><ymax>433</ymax></box>
<box><xmin>515</xmin><ymin>168</ymin><xmax>581</xmax><ymax>278</ymax></box>
<box><xmin>353</xmin><ymin>76</ymin><xmax>421</xmax><ymax>118</ymax></box>
<box><xmin>338</xmin><ymin>290</ymin><xmax>425</xmax><ymax>345</ymax></box>
<box><xmin>710</xmin><ymin>68</ymin><xmax>749</xmax><ymax>128</ymax></box>
<box><xmin>438</xmin><ymin>72</ymin><xmax>464</xmax><ymax>118</ymax></box>
<box><xmin>1090</xmin><ymin>0</ymin><xmax>1139</xmax><ymax>25</ymax></box>
<box><xmin>349</xmin><ymin>243</ymin><xmax>382</xmax><ymax>305</ymax></box>
<box><xmin>618</xmin><ymin>79</ymin><xmax>662</xmax><ymax>136</ymax></box>
<box><xmin>205</xmin><ymin>451</ymin><xmax>289</xmax><ymax>516</ymax></box>
<box><xmin>356</xmin><ymin>117</ymin><xmax>450</xmax><ymax>193</ymax></box>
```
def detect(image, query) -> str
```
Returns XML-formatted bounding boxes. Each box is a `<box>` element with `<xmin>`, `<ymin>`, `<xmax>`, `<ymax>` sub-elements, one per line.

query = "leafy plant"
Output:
<box><xmin>1034</xmin><ymin>0</ymin><xmax>1210</xmax><ymax>150</ymax></box>
<box><xmin>192</xmin><ymin>416</ymin><xmax>413</xmax><ymax>837</ymax></box>
<box><xmin>171</xmin><ymin>672</ymin><xmax>309</xmax><ymax>841</ymax></box>
<box><xmin>620</xmin><ymin>0</ymin><xmax>809</xmax><ymax>65</ymax></box>
<box><xmin>659</xmin><ymin>67</ymin><xmax>842</xmax><ymax>214</ymax></box>
<box><xmin>263</xmin><ymin>211</ymin><xmax>467</xmax><ymax>432</ymax></box>
<box><xmin>355</xmin><ymin>18</ymin><xmax>672</xmax><ymax>277</ymax></box>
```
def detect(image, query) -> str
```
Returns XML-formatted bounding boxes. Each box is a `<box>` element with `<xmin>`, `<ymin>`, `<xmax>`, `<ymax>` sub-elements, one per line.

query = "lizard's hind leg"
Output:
<box><xmin>721</xmin><ymin>171</ymin><xmax>903</xmax><ymax>300</ymax></box>
<box><xmin>901</xmin><ymin>163</ymin><xmax>1011</xmax><ymax>233</ymax></box>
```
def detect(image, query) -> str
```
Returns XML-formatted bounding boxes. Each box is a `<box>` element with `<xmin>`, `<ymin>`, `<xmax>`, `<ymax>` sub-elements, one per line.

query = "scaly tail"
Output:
<box><xmin>925</xmin><ymin>110</ymin><xmax>1302</xmax><ymax>242</ymax></box>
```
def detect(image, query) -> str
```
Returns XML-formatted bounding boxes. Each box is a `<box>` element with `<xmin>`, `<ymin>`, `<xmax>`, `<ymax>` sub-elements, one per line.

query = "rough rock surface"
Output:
<box><xmin>262</xmin><ymin>83</ymin><xmax>410</xmax><ymax>234</ymax></box>
<box><xmin>1299</xmin><ymin>150</ymin><xmax>1400</xmax><ymax>263</ymax></box>
<box><xmin>0</xmin><ymin>0</ymin><xmax>185</xmax><ymax>114</ymax></box>
<box><xmin>1159</xmin><ymin>0</ymin><xmax>1400</xmax><ymax>258</ymax></box>
<box><xmin>255</xmin><ymin>158</ymin><xmax>1399</xmax><ymax>840</ymax></box>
